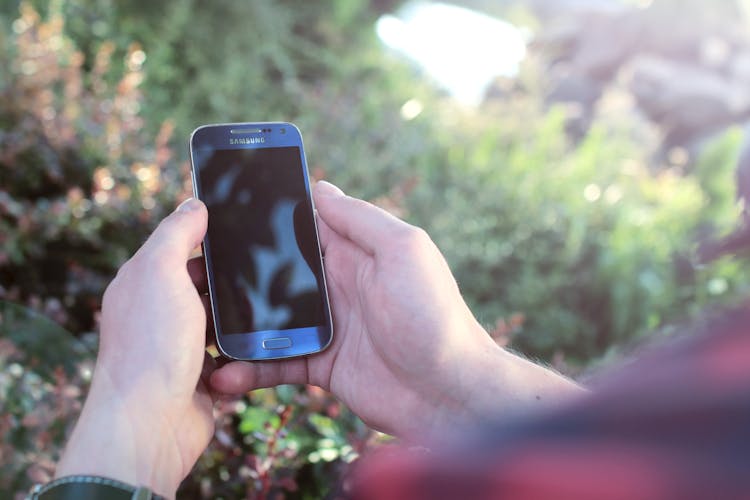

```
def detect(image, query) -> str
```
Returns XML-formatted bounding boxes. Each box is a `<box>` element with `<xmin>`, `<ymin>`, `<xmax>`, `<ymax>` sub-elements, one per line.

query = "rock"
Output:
<box><xmin>525</xmin><ymin>0</ymin><xmax>750</xmax><ymax>152</ymax></box>
<box><xmin>626</xmin><ymin>55</ymin><xmax>750</xmax><ymax>146</ymax></box>
<box><xmin>526</xmin><ymin>0</ymin><xmax>624</xmax><ymax>20</ymax></box>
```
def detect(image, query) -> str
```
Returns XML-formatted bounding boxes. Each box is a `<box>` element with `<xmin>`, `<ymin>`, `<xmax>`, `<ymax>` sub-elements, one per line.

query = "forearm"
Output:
<box><xmin>426</xmin><ymin>329</ymin><xmax>585</xmax><ymax>438</ymax></box>
<box><xmin>55</xmin><ymin>374</ymin><xmax>182</xmax><ymax>499</ymax></box>
<box><xmin>485</xmin><ymin>346</ymin><xmax>585</xmax><ymax>412</ymax></box>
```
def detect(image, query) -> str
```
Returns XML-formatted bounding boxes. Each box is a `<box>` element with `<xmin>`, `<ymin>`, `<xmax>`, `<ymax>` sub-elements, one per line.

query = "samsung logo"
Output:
<box><xmin>230</xmin><ymin>137</ymin><xmax>265</xmax><ymax>145</ymax></box>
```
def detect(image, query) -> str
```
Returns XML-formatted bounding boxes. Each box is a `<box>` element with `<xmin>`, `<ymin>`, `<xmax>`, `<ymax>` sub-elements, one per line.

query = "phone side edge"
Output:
<box><xmin>188</xmin><ymin>128</ymin><xmax>234</xmax><ymax>361</ymax></box>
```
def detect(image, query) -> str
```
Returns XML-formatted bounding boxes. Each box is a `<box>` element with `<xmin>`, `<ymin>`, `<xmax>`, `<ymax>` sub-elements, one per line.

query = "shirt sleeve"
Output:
<box><xmin>349</xmin><ymin>306</ymin><xmax>750</xmax><ymax>500</ymax></box>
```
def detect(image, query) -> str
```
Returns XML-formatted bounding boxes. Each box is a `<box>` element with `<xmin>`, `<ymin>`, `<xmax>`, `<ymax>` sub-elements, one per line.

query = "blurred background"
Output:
<box><xmin>3</xmin><ymin>0</ymin><xmax>750</xmax><ymax>497</ymax></box>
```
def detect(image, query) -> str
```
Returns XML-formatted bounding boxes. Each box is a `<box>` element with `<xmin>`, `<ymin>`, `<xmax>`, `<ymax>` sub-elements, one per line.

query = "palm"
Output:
<box><xmin>307</xmin><ymin>242</ymin><xmax>419</xmax><ymax>435</ymax></box>
<box><xmin>100</xmin><ymin>256</ymin><xmax>216</xmax><ymax>481</ymax></box>
<box><xmin>304</xmin><ymin>219</ymin><xmax>477</xmax><ymax>438</ymax></box>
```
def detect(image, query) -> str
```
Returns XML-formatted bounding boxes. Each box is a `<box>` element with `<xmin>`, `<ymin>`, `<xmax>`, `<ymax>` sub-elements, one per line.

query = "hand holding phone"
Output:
<box><xmin>190</xmin><ymin>123</ymin><xmax>333</xmax><ymax>361</ymax></box>
<box><xmin>209</xmin><ymin>182</ymin><xmax>505</xmax><ymax>438</ymax></box>
<box><xmin>56</xmin><ymin>200</ymin><xmax>215</xmax><ymax>497</ymax></box>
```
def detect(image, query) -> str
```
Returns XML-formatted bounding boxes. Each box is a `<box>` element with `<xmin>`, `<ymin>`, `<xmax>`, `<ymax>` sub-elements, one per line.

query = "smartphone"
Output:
<box><xmin>189</xmin><ymin>122</ymin><xmax>333</xmax><ymax>361</ymax></box>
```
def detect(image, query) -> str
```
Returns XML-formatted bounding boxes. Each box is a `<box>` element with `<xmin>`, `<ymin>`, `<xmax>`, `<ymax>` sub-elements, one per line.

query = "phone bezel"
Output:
<box><xmin>189</xmin><ymin>122</ymin><xmax>333</xmax><ymax>361</ymax></box>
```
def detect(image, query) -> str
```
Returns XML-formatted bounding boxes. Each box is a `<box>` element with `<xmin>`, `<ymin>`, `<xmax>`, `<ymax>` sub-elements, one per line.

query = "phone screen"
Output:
<box><xmin>193</xmin><ymin>146</ymin><xmax>326</xmax><ymax>335</ymax></box>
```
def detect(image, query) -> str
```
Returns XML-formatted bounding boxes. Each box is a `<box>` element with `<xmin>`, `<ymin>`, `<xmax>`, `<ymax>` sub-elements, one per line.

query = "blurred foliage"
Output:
<box><xmin>0</xmin><ymin>301</ymin><xmax>92</xmax><ymax>494</ymax></box>
<box><xmin>2</xmin><ymin>0</ymin><xmax>750</xmax><ymax>497</ymax></box>
<box><xmin>186</xmin><ymin>387</ymin><xmax>377</xmax><ymax>499</ymax></box>
<box><xmin>0</xmin><ymin>2</ymin><xmax>188</xmax><ymax>334</ymax></box>
<box><xmin>410</xmin><ymin>101</ymin><xmax>749</xmax><ymax>361</ymax></box>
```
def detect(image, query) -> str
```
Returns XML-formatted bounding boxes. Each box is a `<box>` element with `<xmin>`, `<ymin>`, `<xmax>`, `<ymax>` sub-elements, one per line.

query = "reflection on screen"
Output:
<box><xmin>196</xmin><ymin>147</ymin><xmax>325</xmax><ymax>334</ymax></box>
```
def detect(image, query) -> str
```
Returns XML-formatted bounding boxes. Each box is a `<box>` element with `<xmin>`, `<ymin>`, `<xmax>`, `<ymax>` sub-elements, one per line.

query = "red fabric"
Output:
<box><xmin>350</xmin><ymin>306</ymin><xmax>750</xmax><ymax>500</ymax></box>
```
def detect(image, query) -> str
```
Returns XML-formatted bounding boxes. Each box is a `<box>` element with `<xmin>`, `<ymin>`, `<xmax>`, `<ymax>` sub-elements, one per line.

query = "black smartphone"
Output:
<box><xmin>189</xmin><ymin>122</ymin><xmax>333</xmax><ymax>360</ymax></box>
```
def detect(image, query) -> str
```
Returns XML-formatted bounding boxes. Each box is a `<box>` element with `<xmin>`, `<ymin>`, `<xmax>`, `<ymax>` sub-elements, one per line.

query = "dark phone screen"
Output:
<box><xmin>195</xmin><ymin>146</ymin><xmax>326</xmax><ymax>334</ymax></box>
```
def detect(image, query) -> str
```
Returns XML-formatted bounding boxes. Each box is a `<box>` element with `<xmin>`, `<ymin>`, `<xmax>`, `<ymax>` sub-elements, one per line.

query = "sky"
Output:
<box><xmin>376</xmin><ymin>2</ymin><xmax>528</xmax><ymax>107</ymax></box>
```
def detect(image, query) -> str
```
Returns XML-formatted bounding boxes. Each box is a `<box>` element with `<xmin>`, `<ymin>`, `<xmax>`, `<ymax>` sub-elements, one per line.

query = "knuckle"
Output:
<box><xmin>102</xmin><ymin>281</ymin><xmax>115</xmax><ymax>306</ymax></box>
<box><xmin>395</xmin><ymin>224</ymin><xmax>432</xmax><ymax>253</ymax></box>
<box><xmin>126</xmin><ymin>246</ymin><xmax>173</xmax><ymax>279</ymax></box>
<box><xmin>138</xmin><ymin>250</ymin><xmax>173</xmax><ymax>276</ymax></box>
<box><xmin>102</xmin><ymin>273</ymin><xmax>122</xmax><ymax>308</ymax></box>
<box><xmin>348</xmin><ymin>196</ymin><xmax>373</xmax><ymax>213</ymax></box>
<box><xmin>103</xmin><ymin>257</ymin><xmax>134</xmax><ymax>303</ymax></box>
<box><xmin>156</xmin><ymin>214</ymin><xmax>179</xmax><ymax>234</ymax></box>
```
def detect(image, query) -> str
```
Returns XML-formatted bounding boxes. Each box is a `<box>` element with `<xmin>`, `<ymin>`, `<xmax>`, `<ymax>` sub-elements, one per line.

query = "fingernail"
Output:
<box><xmin>315</xmin><ymin>180</ymin><xmax>345</xmax><ymax>197</ymax></box>
<box><xmin>177</xmin><ymin>198</ymin><xmax>203</xmax><ymax>212</ymax></box>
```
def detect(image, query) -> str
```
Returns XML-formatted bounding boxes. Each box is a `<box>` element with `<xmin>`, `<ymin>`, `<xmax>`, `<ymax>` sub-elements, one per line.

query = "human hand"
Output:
<box><xmin>55</xmin><ymin>199</ymin><xmax>214</xmax><ymax>498</ymax></box>
<box><xmin>211</xmin><ymin>182</ymin><xmax>580</xmax><ymax>441</ymax></box>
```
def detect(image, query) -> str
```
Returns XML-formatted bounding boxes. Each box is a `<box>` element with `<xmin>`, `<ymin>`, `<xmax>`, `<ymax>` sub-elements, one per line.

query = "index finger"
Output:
<box><xmin>187</xmin><ymin>256</ymin><xmax>208</xmax><ymax>294</ymax></box>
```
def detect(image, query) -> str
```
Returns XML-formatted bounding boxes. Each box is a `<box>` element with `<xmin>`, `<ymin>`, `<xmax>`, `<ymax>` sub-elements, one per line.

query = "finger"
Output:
<box><xmin>200</xmin><ymin>294</ymin><xmax>212</xmax><ymax>320</ymax></box>
<box><xmin>199</xmin><ymin>352</ymin><xmax>222</xmax><ymax>405</ymax></box>
<box><xmin>191</xmin><ymin>258</ymin><xmax>214</xmax><ymax>344</ymax></box>
<box><xmin>201</xmin><ymin>294</ymin><xmax>216</xmax><ymax>345</ymax></box>
<box><xmin>313</xmin><ymin>181</ymin><xmax>410</xmax><ymax>255</ymax></box>
<box><xmin>201</xmin><ymin>353</ymin><xmax>235</xmax><ymax>404</ymax></box>
<box><xmin>134</xmin><ymin>198</ymin><xmax>208</xmax><ymax>268</ymax></box>
<box><xmin>210</xmin><ymin>359</ymin><xmax>310</xmax><ymax>394</ymax></box>
<box><xmin>316</xmin><ymin>215</ymin><xmax>341</xmax><ymax>257</ymax></box>
<box><xmin>200</xmin><ymin>351</ymin><xmax>217</xmax><ymax>384</ymax></box>
<box><xmin>187</xmin><ymin>256</ymin><xmax>208</xmax><ymax>293</ymax></box>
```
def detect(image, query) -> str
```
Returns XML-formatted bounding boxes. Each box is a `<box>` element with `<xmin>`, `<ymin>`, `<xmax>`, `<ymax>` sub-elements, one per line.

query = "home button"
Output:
<box><xmin>262</xmin><ymin>337</ymin><xmax>292</xmax><ymax>350</ymax></box>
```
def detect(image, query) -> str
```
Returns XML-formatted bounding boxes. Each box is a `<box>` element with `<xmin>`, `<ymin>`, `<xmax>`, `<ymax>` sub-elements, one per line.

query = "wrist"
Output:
<box><xmin>424</xmin><ymin>323</ymin><xmax>584</xmax><ymax>437</ymax></box>
<box><xmin>467</xmin><ymin>342</ymin><xmax>586</xmax><ymax>419</ymax></box>
<box><xmin>55</xmin><ymin>372</ymin><xmax>183</xmax><ymax>498</ymax></box>
<box><xmin>406</xmin><ymin>323</ymin><xmax>505</xmax><ymax>440</ymax></box>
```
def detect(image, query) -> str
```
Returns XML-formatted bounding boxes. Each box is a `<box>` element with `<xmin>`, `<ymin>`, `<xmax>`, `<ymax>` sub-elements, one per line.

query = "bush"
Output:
<box><xmin>0</xmin><ymin>303</ymin><xmax>93</xmax><ymax>493</ymax></box>
<box><xmin>0</xmin><ymin>3</ymin><xmax>188</xmax><ymax>334</ymax></box>
<box><xmin>0</xmin><ymin>5</ymin><xmax>379</xmax><ymax>497</ymax></box>
<box><xmin>403</xmin><ymin>91</ymin><xmax>749</xmax><ymax>364</ymax></box>
<box><xmin>0</xmin><ymin>4</ymin><xmax>180</xmax><ymax>492</ymax></box>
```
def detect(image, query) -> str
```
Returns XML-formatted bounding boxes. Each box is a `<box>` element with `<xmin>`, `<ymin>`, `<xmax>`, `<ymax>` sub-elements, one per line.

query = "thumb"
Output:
<box><xmin>136</xmin><ymin>198</ymin><xmax>208</xmax><ymax>266</ymax></box>
<box><xmin>313</xmin><ymin>181</ymin><xmax>410</xmax><ymax>255</ymax></box>
<box><xmin>209</xmin><ymin>358</ymin><xmax>310</xmax><ymax>394</ymax></box>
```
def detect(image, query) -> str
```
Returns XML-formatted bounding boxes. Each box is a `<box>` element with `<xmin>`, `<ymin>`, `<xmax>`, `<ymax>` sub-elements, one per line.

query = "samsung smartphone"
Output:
<box><xmin>189</xmin><ymin>122</ymin><xmax>333</xmax><ymax>360</ymax></box>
